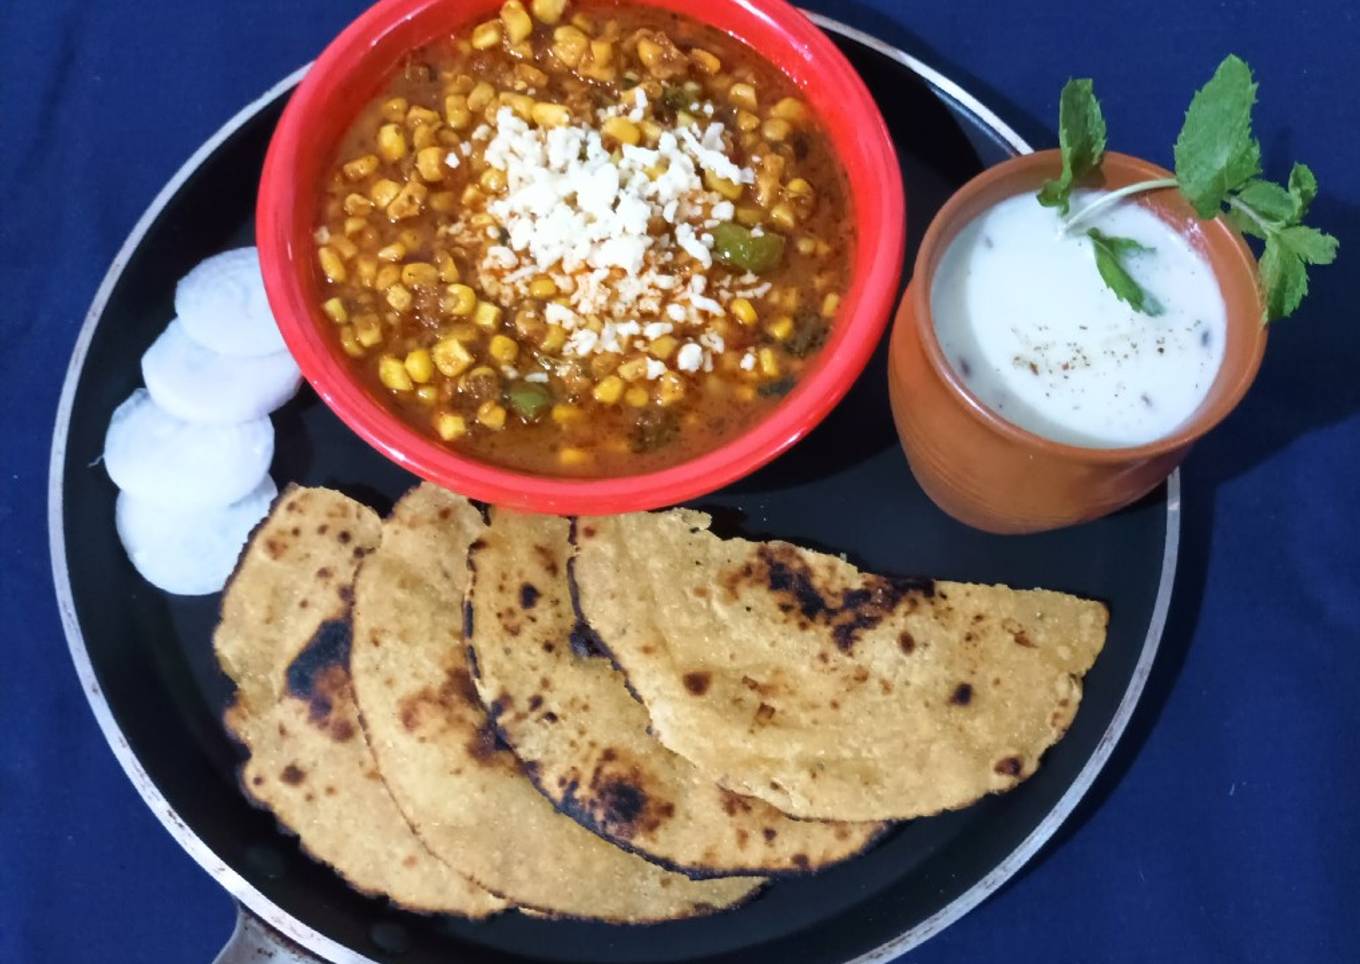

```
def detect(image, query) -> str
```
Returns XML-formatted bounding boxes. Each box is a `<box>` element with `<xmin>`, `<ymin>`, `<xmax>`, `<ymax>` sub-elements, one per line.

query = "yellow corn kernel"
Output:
<box><xmin>600</xmin><ymin>116</ymin><xmax>641</xmax><ymax>147</ymax></box>
<box><xmin>343</xmin><ymin>193</ymin><xmax>373</xmax><ymax>216</ymax></box>
<box><xmin>432</xmin><ymin>336</ymin><xmax>474</xmax><ymax>377</ymax></box>
<box><xmin>385</xmin><ymin>283</ymin><xmax>413</xmax><ymax>312</ymax></box>
<box><xmin>373</xmin><ymin>264</ymin><xmax>401</xmax><ymax>291</ymax></box>
<box><xmin>479</xmin><ymin>167</ymin><xmax>507</xmax><ymax>193</ymax></box>
<box><xmin>443</xmin><ymin>283</ymin><xmax>477</xmax><ymax>316</ymax></box>
<box><xmin>616</xmin><ymin>356</ymin><xmax>648</xmax><ymax>382</ymax></box>
<box><xmin>376</xmin><ymin>123</ymin><xmax>407</xmax><ymax>162</ymax></box>
<box><xmin>761</xmin><ymin>118</ymin><xmax>792</xmax><ymax>142</ymax></box>
<box><xmin>766</xmin><ymin>315</ymin><xmax>794</xmax><ymax>341</ymax></box>
<box><xmin>381</xmin><ymin>97</ymin><xmax>409</xmax><ymax>122</ymax></box>
<box><xmin>795</xmin><ymin>235</ymin><xmax>817</xmax><ymax>256</ymax></box>
<box><xmin>404</xmin><ymin>348</ymin><xmax>434</xmax><ymax>384</ymax></box>
<box><xmin>769</xmin><ymin>202</ymin><xmax>798</xmax><ymax>231</ymax></box>
<box><xmin>429</xmin><ymin>190</ymin><xmax>458</xmax><ymax>213</ymax></box>
<box><xmin>735</xmin><ymin>109</ymin><xmax>760</xmax><ymax>133</ymax></box>
<box><xmin>624</xmin><ymin>385</ymin><xmax>650</xmax><ymax>408</ymax></box>
<box><xmin>342</xmin><ymin>216</ymin><xmax>367</xmax><ymax>237</ymax></box>
<box><xmin>369</xmin><ymin>178</ymin><xmax>401</xmax><ymax>208</ymax></box>
<box><xmin>690</xmin><ymin>48</ymin><xmax>721</xmax><ymax>75</ymax></box>
<box><xmin>704</xmin><ymin>170</ymin><xmax>743</xmax><ymax>201</ymax></box>
<box><xmin>376</xmin><ymin>242</ymin><xmax>406</xmax><ymax>262</ymax></box>
<box><xmin>414</xmin><ymin>384</ymin><xmax>438</xmax><ymax>405</ymax></box>
<box><xmin>338</xmin><ymin>325</ymin><xmax>364</xmax><ymax>357</ymax></box>
<box><xmin>730</xmin><ymin>297</ymin><xmax>757</xmax><ymax>326</ymax></box>
<box><xmin>321</xmin><ymin>297</ymin><xmax>348</xmax><ymax>324</ymax></box>
<box><xmin>469</xmin><ymin>212</ymin><xmax>496</xmax><ymax>228</ymax></box>
<box><xmin>540</xmin><ymin>324</ymin><xmax>567</xmax><ymax>353</ymax></box>
<box><xmin>735</xmin><ymin>205</ymin><xmax>763</xmax><ymax>227</ymax></box>
<box><xmin>776</xmin><ymin>286</ymin><xmax>802</xmax><ymax>311</ymax></box>
<box><xmin>450</xmin><ymin>73</ymin><xmax>476</xmax><ymax>93</ymax></box>
<box><xmin>821</xmin><ymin>292</ymin><xmax>841</xmax><ymax>319</ymax></box>
<box><xmin>727</xmin><ymin>82</ymin><xmax>757</xmax><ymax>111</ymax></box>
<box><xmin>331</xmin><ymin>235</ymin><xmax>358</xmax><ymax>260</ymax></box>
<box><xmin>755</xmin><ymin>153</ymin><xmax>786</xmax><ymax>207</ymax></box>
<box><xmin>495</xmin><ymin>92</ymin><xmax>530</xmax><ymax>121</ymax></box>
<box><xmin>477</xmin><ymin>400</ymin><xmax>508</xmax><ymax>430</ymax></box>
<box><xmin>500</xmin><ymin>0</ymin><xmax>533</xmax><ymax>43</ymax></box>
<box><xmin>488</xmin><ymin>334</ymin><xmax>519</xmax><ymax>363</ymax></box>
<box><xmin>656</xmin><ymin>371</ymin><xmax>686</xmax><ymax>406</ymax></box>
<box><xmin>473</xmin><ymin>300</ymin><xmax>503</xmax><ymax>330</ymax></box>
<box><xmin>354</xmin><ymin>313</ymin><xmax>383</xmax><ymax>347</ymax></box>
<box><xmin>317</xmin><ymin>246</ymin><xmax>346</xmax><ymax>283</ymax></box>
<box><xmin>758</xmin><ymin>347</ymin><xmax>780</xmax><ymax>377</ymax></box>
<box><xmin>639</xmin><ymin>119</ymin><xmax>663</xmax><ymax>146</ymax></box>
<box><xmin>471</xmin><ymin>20</ymin><xmax>503</xmax><ymax>50</ymax></box>
<box><xmin>551</xmin><ymin>25</ymin><xmax>589</xmax><ymax>67</ymax></box>
<box><xmin>387</xmin><ymin>180</ymin><xmax>428</xmax><ymax>220</ymax></box>
<box><xmin>444</xmin><ymin>94</ymin><xmax>473</xmax><ymax>130</ymax></box>
<box><xmin>412</xmin><ymin>124</ymin><xmax>437</xmax><ymax>151</ymax></box>
<box><xmin>558</xmin><ymin>446</ymin><xmax>591</xmax><ymax>467</ymax></box>
<box><xmin>435</xmin><ymin>251</ymin><xmax>460</xmax><ymax>283</ymax></box>
<box><xmin>531</xmin><ymin>0</ymin><xmax>565</xmax><ymax>24</ymax></box>
<box><xmin>770</xmin><ymin>97</ymin><xmax>809</xmax><ymax>123</ymax></box>
<box><xmin>415</xmin><ymin>146</ymin><xmax>446</xmax><ymax>182</ymax></box>
<box><xmin>551</xmin><ymin>403</ymin><xmax>582</xmax><ymax>424</ymax></box>
<box><xmin>405</xmin><ymin>105</ymin><xmax>441</xmax><ymax>130</ymax></box>
<box><xmin>589</xmin><ymin>38</ymin><xmax>614</xmax><ymax>66</ymax></box>
<box><xmin>647</xmin><ymin>335</ymin><xmax>678</xmax><ymax>359</ymax></box>
<box><xmin>570</xmin><ymin>11</ymin><xmax>593</xmax><ymax>32</ymax></box>
<box><xmin>526</xmin><ymin>276</ymin><xmax>557</xmax><ymax>299</ymax></box>
<box><xmin>786</xmin><ymin>177</ymin><xmax>814</xmax><ymax>200</ymax></box>
<box><xmin>401</xmin><ymin>262</ymin><xmax>439</xmax><ymax>287</ymax></box>
<box><xmin>378</xmin><ymin>355</ymin><xmax>414</xmax><ymax>391</ymax></box>
<box><xmin>433</xmin><ymin>411</ymin><xmax>468</xmax><ymax>440</ymax></box>
<box><xmin>354</xmin><ymin>255</ymin><xmax>378</xmax><ymax>287</ymax></box>
<box><xmin>592</xmin><ymin>374</ymin><xmax>624</xmax><ymax>405</ymax></box>
<box><xmin>342</xmin><ymin>154</ymin><xmax>380</xmax><ymax>180</ymax></box>
<box><xmin>467</xmin><ymin>81</ymin><xmax>496</xmax><ymax>113</ymax></box>
<box><xmin>530</xmin><ymin>101</ymin><xmax>571</xmax><ymax>128</ymax></box>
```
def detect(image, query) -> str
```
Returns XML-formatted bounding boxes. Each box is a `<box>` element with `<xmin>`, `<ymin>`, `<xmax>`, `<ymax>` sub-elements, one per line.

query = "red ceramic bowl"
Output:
<box><xmin>258</xmin><ymin>0</ymin><xmax>904</xmax><ymax>514</ymax></box>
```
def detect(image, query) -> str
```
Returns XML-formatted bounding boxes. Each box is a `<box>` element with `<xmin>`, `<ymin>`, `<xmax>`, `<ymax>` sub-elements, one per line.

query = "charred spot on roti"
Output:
<box><xmin>790</xmin><ymin>853</ymin><xmax>810</xmax><ymax>870</ymax></box>
<box><xmin>569</xmin><ymin>618</ymin><xmax>607</xmax><ymax>658</ymax></box>
<box><xmin>754</xmin><ymin>703</ymin><xmax>776</xmax><ymax>724</ymax></box>
<box><xmin>762</xmin><ymin>827</ymin><xmax>777</xmax><ymax>843</ymax></box>
<box><xmin>722</xmin><ymin>545</ymin><xmax>935</xmax><ymax>652</ymax></box>
<box><xmin>950</xmin><ymin>683</ymin><xmax>974</xmax><ymax>706</ymax></box>
<box><xmin>281</xmin><ymin>763</ymin><xmax>306</xmax><ymax>785</ymax></box>
<box><xmin>532</xmin><ymin>544</ymin><xmax>559</xmax><ymax>576</ymax></box>
<box><xmin>682</xmin><ymin>671</ymin><xmax>711</xmax><ymax>696</ymax></box>
<box><xmin>519</xmin><ymin>582</ymin><xmax>541</xmax><ymax>609</ymax></box>
<box><xmin>994</xmin><ymin>756</ymin><xmax>1023</xmax><ymax>777</ymax></box>
<box><xmin>285</xmin><ymin>619</ymin><xmax>353</xmax><ymax>721</ymax></box>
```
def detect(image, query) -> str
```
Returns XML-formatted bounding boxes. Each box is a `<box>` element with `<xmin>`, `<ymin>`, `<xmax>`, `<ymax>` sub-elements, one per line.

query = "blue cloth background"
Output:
<box><xmin>2</xmin><ymin>0</ymin><xmax>1357</xmax><ymax>960</ymax></box>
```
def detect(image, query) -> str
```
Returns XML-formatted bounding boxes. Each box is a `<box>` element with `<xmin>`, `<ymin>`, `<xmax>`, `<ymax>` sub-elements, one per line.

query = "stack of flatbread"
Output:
<box><xmin>215</xmin><ymin>484</ymin><xmax>1107</xmax><ymax>922</ymax></box>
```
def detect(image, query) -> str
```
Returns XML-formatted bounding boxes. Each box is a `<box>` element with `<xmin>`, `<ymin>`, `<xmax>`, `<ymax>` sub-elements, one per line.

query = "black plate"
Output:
<box><xmin>50</xmin><ymin>20</ymin><xmax>1174</xmax><ymax>964</ymax></box>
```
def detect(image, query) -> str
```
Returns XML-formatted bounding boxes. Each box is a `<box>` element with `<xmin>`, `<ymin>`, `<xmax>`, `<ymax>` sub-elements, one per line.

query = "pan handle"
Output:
<box><xmin>213</xmin><ymin>904</ymin><xmax>325</xmax><ymax>963</ymax></box>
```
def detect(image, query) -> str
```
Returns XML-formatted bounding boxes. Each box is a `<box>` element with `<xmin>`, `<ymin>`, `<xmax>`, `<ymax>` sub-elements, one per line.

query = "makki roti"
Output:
<box><xmin>348</xmin><ymin>485</ymin><xmax>763</xmax><ymax>921</ymax></box>
<box><xmin>215</xmin><ymin>486</ymin><xmax>504</xmax><ymax>916</ymax></box>
<box><xmin>570</xmin><ymin>510</ymin><xmax>1109</xmax><ymax>822</ymax></box>
<box><xmin>466</xmin><ymin>507</ymin><xmax>888</xmax><ymax>876</ymax></box>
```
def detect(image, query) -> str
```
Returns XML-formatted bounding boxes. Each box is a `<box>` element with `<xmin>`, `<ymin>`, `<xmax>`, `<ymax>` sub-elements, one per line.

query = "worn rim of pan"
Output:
<box><xmin>46</xmin><ymin>16</ymin><xmax>1177</xmax><ymax>963</ymax></box>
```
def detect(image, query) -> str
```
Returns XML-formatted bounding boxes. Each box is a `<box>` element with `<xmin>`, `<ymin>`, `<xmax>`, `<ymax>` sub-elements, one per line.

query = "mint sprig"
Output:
<box><xmin>1037</xmin><ymin>79</ymin><xmax>1107</xmax><ymax>216</ymax></box>
<box><xmin>1087</xmin><ymin>229</ymin><xmax>1163</xmax><ymax>316</ymax></box>
<box><xmin>1039</xmin><ymin>55</ymin><xmax>1338</xmax><ymax>322</ymax></box>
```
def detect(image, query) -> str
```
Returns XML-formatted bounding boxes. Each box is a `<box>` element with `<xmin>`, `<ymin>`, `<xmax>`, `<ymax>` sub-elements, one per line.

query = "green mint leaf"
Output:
<box><xmin>1287</xmin><ymin>162</ymin><xmax>1319</xmax><ymax>218</ymax></box>
<box><xmin>1277</xmin><ymin>224</ymin><xmax>1339</xmax><ymax>265</ymax></box>
<box><xmin>1088</xmin><ymin>229</ymin><xmax>1163</xmax><ymax>315</ymax></box>
<box><xmin>1233</xmin><ymin>179</ymin><xmax>1295</xmax><ymax>224</ymax></box>
<box><xmin>1174</xmin><ymin>54</ymin><xmax>1262</xmax><ymax>217</ymax></box>
<box><xmin>1260</xmin><ymin>234</ymin><xmax>1308</xmax><ymax>321</ymax></box>
<box><xmin>1038</xmin><ymin>78</ymin><xmax>1107</xmax><ymax>215</ymax></box>
<box><xmin>1225</xmin><ymin>206</ymin><xmax>1270</xmax><ymax>240</ymax></box>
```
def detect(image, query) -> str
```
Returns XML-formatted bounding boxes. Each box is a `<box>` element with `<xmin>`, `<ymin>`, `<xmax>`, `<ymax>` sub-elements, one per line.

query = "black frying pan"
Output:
<box><xmin>48</xmin><ymin>17</ymin><xmax>1176</xmax><ymax>963</ymax></box>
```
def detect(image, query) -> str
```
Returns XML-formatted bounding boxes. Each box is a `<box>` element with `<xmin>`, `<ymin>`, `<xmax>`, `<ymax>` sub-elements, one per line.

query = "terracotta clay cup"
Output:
<box><xmin>888</xmin><ymin>150</ymin><xmax>1268</xmax><ymax>534</ymax></box>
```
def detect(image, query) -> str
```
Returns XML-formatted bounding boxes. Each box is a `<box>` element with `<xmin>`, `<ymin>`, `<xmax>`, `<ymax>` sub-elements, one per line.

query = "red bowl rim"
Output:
<box><xmin>257</xmin><ymin>0</ymin><xmax>905</xmax><ymax>514</ymax></box>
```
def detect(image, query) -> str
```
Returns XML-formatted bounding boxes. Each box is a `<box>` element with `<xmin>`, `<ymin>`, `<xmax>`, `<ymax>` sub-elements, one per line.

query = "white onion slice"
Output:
<box><xmin>174</xmin><ymin>247</ymin><xmax>286</xmax><ymax>357</ymax></box>
<box><xmin>103</xmin><ymin>389</ymin><xmax>274</xmax><ymax>507</ymax></box>
<box><xmin>116</xmin><ymin>475</ymin><xmax>278</xmax><ymax>595</ymax></box>
<box><xmin>141</xmin><ymin>318</ymin><xmax>300</xmax><ymax>424</ymax></box>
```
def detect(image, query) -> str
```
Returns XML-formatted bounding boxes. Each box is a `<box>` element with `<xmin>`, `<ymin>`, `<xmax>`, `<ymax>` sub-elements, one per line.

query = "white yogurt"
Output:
<box><xmin>930</xmin><ymin>190</ymin><xmax>1226</xmax><ymax>447</ymax></box>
